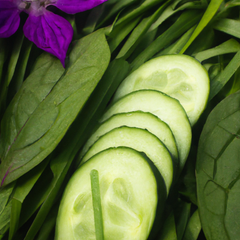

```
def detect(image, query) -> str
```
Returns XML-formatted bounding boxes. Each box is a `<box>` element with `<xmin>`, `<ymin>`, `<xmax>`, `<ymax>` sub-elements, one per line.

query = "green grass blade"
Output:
<box><xmin>180</xmin><ymin>0</ymin><xmax>224</xmax><ymax>54</ymax></box>
<box><xmin>130</xmin><ymin>10</ymin><xmax>202</xmax><ymax>71</ymax></box>
<box><xmin>194</xmin><ymin>38</ymin><xmax>240</xmax><ymax>62</ymax></box>
<box><xmin>213</xmin><ymin>18</ymin><xmax>240</xmax><ymax>39</ymax></box>
<box><xmin>182</xmin><ymin>210</ymin><xmax>201</xmax><ymax>240</ymax></box>
<box><xmin>91</xmin><ymin>169</ymin><xmax>104</xmax><ymax>240</ymax></box>
<box><xmin>116</xmin><ymin>0</ymin><xmax>170</xmax><ymax>59</ymax></box>
<box><xmin>209</xmin><ymin>50</ymin><xmax>240</xmax><ymax>100</ymax></box>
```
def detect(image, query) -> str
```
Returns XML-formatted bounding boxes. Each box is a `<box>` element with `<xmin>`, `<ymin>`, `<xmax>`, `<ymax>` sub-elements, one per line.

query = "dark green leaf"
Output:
<box><xmin>0</xmin><ymin>30</ymin><xmax>110</xmax><ymax>186</ymax></box>
<box><xmin>196</xmin><ymin>90</ymin><xmax>240</xmax><ymax>240</ymax></box>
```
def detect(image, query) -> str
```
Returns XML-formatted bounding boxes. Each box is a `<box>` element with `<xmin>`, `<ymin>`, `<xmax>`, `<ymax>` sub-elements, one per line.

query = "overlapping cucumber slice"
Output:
<box><xmin>80</xmin><ymin>126</ymin><xmax>173</xmax><ymax>193</ymax></box>
<box><xmin>57</xmin><ymin>54</ymin><xmax>210</xmax><ymax>240</ymax></box>
<box><xmin>79</xmin><ymin>111</ymin><xmax>178</xmax><ymax>171</ymax></box>
<box><xmin>56</xmin><ymin>147</ymin><xmax>166</xmax><ymax>240</ymax></box>
<box><xmin>113</xmin><ymin>54</ymin><xmax>210</xmax><ymax>126</ymax></box>
<box><xmin>101</xmin><ymin>90</ymin><xmax>192</xmax><ymax>172</ymax></box>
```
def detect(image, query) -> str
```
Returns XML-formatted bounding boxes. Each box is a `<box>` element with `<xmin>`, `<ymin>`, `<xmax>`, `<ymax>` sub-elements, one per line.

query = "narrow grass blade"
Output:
<box><xmin>91</xmin><ymin>169</ymin><xmax>104</xmax><ymax>240</ymax></box>
<box><xmin>194</xmin><ymin>38</ymin><xmax>240</xmax><ymax>62</ymax></box>
<box><xmin>213</xmin><ymin>18</ymin><xmax>240</xmax><ymax>39</ymax></box>
<box><xmin>180</xmin><ymin>0</ymin><xmax>224</xmax><ymax>53</ymax></box>
<box><xmin>209</xmin><ymin>50</ymin><xmax>240</xmax><ymax>100</ymax></box>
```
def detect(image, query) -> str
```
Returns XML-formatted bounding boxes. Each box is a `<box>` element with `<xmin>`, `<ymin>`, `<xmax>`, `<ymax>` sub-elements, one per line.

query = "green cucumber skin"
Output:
<box><xmin>113</xmin><ymin>54</ymin><xmax>210</xmax><ymax>126</ymax></box>
<box><xmin>100</xmin><ymin>89</ymin><xmax>192</xmax><ymax>173</ymax></box>
<box><xmin>79</xmin><ymin>111</ymin><xmax>178</xmax><ymax>173</ymax></box>
<box><xmin>81</xmin><ymin>126</ymin><xmax>173</xmax><ymax>193</ymax></box>
<box><xmin>56</xmin><ymin>147</ymin><xmax>166</xmax><ymax>240</ymax></box>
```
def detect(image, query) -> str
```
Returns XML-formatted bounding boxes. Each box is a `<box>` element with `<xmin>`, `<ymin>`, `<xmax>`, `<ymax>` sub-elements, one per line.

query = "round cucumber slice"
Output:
<box><xmin>81</xmin><ymin>126</ymin><xmax>173</xmax><ymax>193</ymax></box>
<box><xmin>101</xmin><ymin>90</ymin><xmax>192</xmax><ymax>172</ymax></box>
<box><xmin>113</xmin><ymin>54</ymin><xmax>210</xmax><ymax>126</ymax></box>
<box><xmin>56</xmin><ymin>147</ymin><xmax>166</xmax><ymax>240</ymax></box>
<box><xmin>79</xmin><ymin>111</ymin><xmax>178</xmax><ymax>169</ymax></box>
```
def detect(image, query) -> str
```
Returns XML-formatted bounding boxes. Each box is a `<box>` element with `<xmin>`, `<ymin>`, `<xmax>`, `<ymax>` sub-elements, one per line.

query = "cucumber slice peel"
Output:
<box><xmin>56</xmin><ymin>147</ymin><xmax>166</xmax><ymax>240</ymax></box>
<box><xmin>113</xmin><ymin>54</ymin><xmax>210</xmax><ymax>126</ymax></box>
<box><xmin>79</xmin><ymin>111</ymin><xmax>178</xmax><ymax>169</ymax></box>
<box><xmin>81</xmin><ymin>126</ymin><xmax>173</xmax><ymax>193</ymax></box>
<box><xmin>101</xmin><ymin>90</ymin><xmax>192</xmax><ymax>172</ymax></box>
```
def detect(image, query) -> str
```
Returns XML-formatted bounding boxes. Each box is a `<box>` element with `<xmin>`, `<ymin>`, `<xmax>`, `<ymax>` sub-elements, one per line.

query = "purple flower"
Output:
<box><xmin>0</xmin><ymin>0</ymin><xmax>107</xmax><ymax>66</ymax></box>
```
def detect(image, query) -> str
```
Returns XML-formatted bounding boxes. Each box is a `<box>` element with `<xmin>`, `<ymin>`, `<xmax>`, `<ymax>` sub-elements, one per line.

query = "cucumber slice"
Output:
<box><xmin>79</xmin><ymin>111</ymin><xmax>178</xmax><ymax>168</ymax></box>
<box><xmin>81</xmin><ymin>126</ymin><xmax>173</xmax><ymax>193</ymax></box>
<box><xmin>113</xmin><ymin>54</ymin><xmax>210</xmax><ymax>126</ymax></box>
<box><xmin>101</xmin><ymin>90</ymin><xmax>192</xmax><ymax>172</ymax></box>
<box><xmin>56</xmin><ymin>147</ymin><xmax>166</xmax><ymax>240</ymax></box>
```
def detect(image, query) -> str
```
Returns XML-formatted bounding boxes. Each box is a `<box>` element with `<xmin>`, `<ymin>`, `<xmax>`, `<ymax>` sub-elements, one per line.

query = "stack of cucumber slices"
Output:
<box><xmin>56</xmin><ymin>54</ymin><xmax>210</xmax><ymax>239</ymax></box>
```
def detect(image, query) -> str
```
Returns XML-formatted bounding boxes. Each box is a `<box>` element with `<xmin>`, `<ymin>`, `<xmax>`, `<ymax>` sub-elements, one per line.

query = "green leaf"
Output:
<box><xmin>95</xmin><ymin>0</ymin><xmax>138</xmax><ymax>29</ymax></box>
<box><xmin>8</xmin><ymin>160</ymin><xmax>49</xmax><ymax>240</ymax></box>
<box><xmin>116</xmin><ymin>0</ymin><xmax>170</xmax><ymax>59</ymax></box>
<box><xmin>22</xmin><ymin>59</ymin><xmax>129</xmax><ymax>240</ymax></box>
<box><xmin>182</xmin><ymin>210</ymin><xmax>201</xmax><ymax>240</ymax></box>
<box><xmin>116</xmin><ymin>0</ymin><xmax>165</xmax><ymax>26</ymax></box>
<box><xmin>108</xmin><ymin>17</ymin><xmax>141</xmax><ymax>52</ymax></box>
<box><xmin>35</xmin><ymin>204</ymin><xmax>58</xmax><ymax>240</ymax></box>
<box><xmin>149</xmin><ymin>0</ymin><xmax>206</xmax><ymax>32</ymax></box>
<box><xmin>91</xmin><ymin>169</ymin><xmax>104</xmax><ymax>240</ymax></box>
<box><xmin>180</xmin><ymin>0</ymin><xmax>224</xmax><ymax>53</ymax></box>
<box><xmin>158</xmin><ymin>211</ymin><xmax>178</xmax><ymax>240</ymax></box>
<box><xmin>213</xmin><ymin>18</ymin><xmax>240</xmax><ymax>39</ymax></box>
<box><xmin>194</xmin><ymin>38</ymin><xmax>240</xmax><ymax>62</ymax></box>
<box><xmin>0</xmin><ymin>30</ymin><xmax>110</xmax><ymax>186</ymax></box>
<box><xmin>130</xmin><ymin>9</ymin><xmax>203</xmax><ymax>71</ymax></box>
<box><xmin>174</xmin><ymin>200</ymin><xmax>191</xmax><ymax>240</ymax></box>
<box><xmin>0</xmin><ymin>31</ymin><xmax>24</xmax><ymax>118</ymax></box>
<box><xmin>0</xmin><ymin>183</ymin><xmax>15</xmax><ymax>235</ymax></box>
<box><xmin>209</xmin><ymin>50</ymin><xmax>240</xmax><ymax>100</ymax></box>
<box><xmin>196</xmin><ymin>90</ymin><xmax>240</xmax><ymax>240</ymax></box>
<box><xmin>7</xmin><ymin>39</ymin><xmax>33</xmax><ymax>103</ymax></box>
<box><xmin>156</xmin><ymin>26</ymin><xmax>196</xmax><ymax>56</ymax></box>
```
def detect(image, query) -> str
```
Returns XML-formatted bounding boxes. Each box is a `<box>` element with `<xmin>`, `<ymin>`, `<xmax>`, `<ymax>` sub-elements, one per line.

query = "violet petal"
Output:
<box><xmin>23</xmin><ymin>10</ymin><xmax>73</xmax><ymax>67</ymax></box>
<box><xmin>0</xmin><ymin>1</ymin><xmax>20</xmax><ymax>38</ymax></box>
<box><xmin>53</xmin><ymin>0</ymin><xmax>107</xmax><ymax>14</ymax></box>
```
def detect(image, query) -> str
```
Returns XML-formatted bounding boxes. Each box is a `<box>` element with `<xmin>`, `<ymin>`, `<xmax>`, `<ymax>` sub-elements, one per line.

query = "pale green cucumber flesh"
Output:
<box><xmin>81</xmin><ymin>126</ymin><xmax>173</xmax><ymax>193</ymax></box>
<box><xmin>113</xmin><ymin>54</ymin><xmax>210</xmax><ymax>126</ymax></box>
<box><xmin>56</xmin><ymin>147</ymin><xmax>165</xmax><ymax>240</ymax></box>
<box><xmin>79</xmin><ymin>111</ymin><xmax>178</xmax><ymax>171</ymax></box>
<box><xmin>101</xmin><ymin>90</ymin><xmax>192</xmax><ymax>172</ymax></box>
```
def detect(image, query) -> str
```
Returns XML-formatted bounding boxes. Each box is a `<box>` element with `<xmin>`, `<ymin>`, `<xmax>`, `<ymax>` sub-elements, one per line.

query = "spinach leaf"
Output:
<box><xmin>196</xmin><ymin>90</ymin><xmax>240</xmax><ymax>240</ymax></box>
<box><xmin>0</xmin><ymin>30</ymin><xmax>110</xmax><ymax>186</ymax></box>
